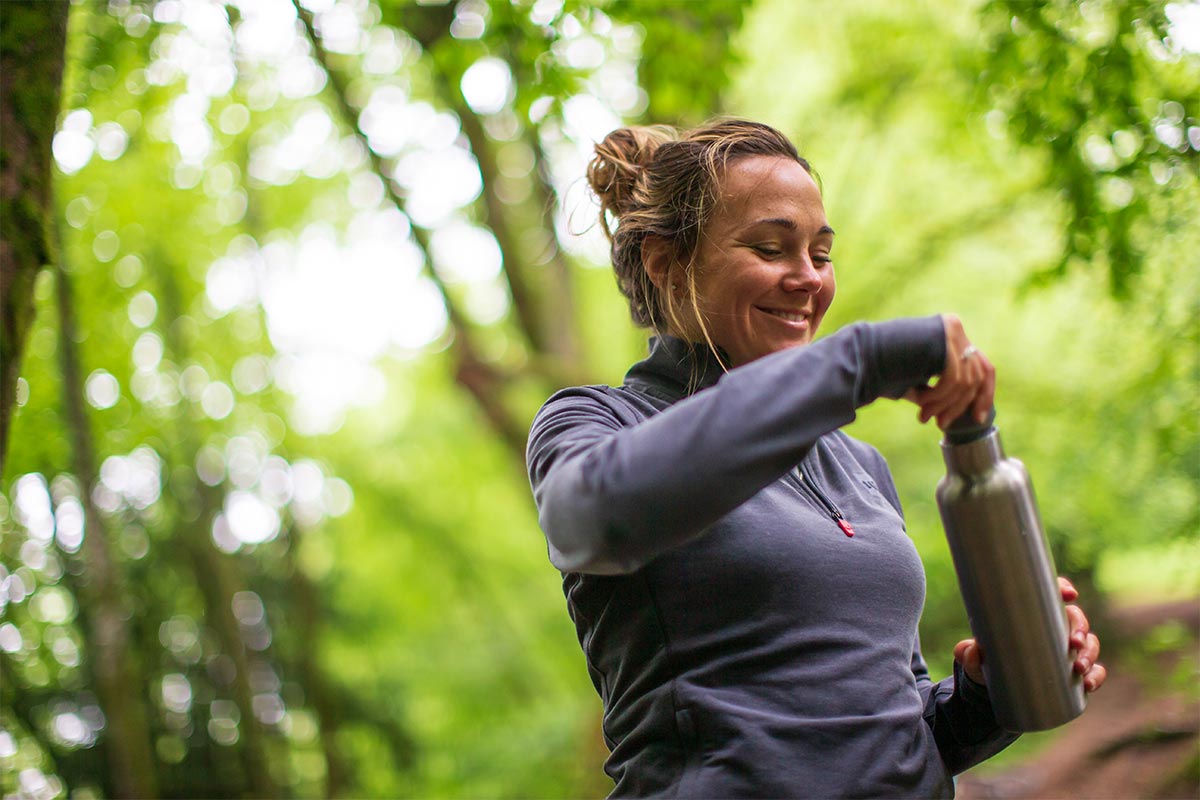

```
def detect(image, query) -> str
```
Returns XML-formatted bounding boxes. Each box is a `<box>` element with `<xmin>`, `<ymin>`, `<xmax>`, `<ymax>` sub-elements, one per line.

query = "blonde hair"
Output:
<box><xmin>586</xmin><ymin>119</ymin><xmax>811</xmax><ymax>369</ymax></box>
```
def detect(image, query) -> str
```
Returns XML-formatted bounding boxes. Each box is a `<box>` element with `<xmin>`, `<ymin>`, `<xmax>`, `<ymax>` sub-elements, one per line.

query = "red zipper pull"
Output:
<box><xmin>836</xmin><ymin>517</ymin><xmax>855</xmax><ymax>538</ymax></box>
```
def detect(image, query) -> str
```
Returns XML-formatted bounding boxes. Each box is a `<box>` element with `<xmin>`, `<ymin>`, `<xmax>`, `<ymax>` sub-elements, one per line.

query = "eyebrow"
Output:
<box><xmin>749</xmin><ymin>218</ymin><xmax>835</xmax><ymax>236</ymax></box>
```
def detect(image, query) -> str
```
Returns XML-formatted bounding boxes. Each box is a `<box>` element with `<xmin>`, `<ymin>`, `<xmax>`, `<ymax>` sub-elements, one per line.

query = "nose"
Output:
<box><xmin>780</xmin><ymin>255</ymin><xmax>823</xmax><ymax>293</ymax></box>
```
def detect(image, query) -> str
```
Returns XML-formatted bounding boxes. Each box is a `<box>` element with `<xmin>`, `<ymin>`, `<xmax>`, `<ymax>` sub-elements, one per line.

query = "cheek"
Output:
<box><xmin>821</xmin><ymin>272</ymin><xmax>837</xmax><ymax>306</ymax></box>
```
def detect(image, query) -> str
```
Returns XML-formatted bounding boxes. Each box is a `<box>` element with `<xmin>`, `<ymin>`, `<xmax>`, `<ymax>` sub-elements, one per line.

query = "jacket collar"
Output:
<box><xmin>623</xmin><ymin>335</ymin><xmax>729</xmax><ymax>402</ymax></box>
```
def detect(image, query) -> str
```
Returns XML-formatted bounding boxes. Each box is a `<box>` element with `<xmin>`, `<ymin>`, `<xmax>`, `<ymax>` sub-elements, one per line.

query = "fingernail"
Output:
<box><xmin>976</xmin><ymin>410</ymin><xmax>987</xmax><ymax>424</ymax></box>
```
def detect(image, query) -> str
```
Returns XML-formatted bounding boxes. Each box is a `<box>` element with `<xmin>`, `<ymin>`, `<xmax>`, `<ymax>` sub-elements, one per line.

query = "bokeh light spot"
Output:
<box><xmin>461</xmin><ymin>58</ymin><xmax>512</xmax><ymax>115</ymax></box>
<box><xmin>132</xmin><ymin>332</ymin><xmax>164</xmax><ymax>370</ymax></box>
<box><xmin>54</xmin><ymin>496</ymin><xmax>85</xmax><ymax>553</ymax></box>
<box><xmin>161</xmin><ymin>673</ymin><xmax>193</xmax><ymax>713</ymax></box>
<box><xmin>219</xmin><ymin>103</ymin><xmax>250</xmax><ymax>135</ymax></box>
<box><xmin>0</xmin><ymin>623</ymin><xmax>23</xmax><ymax>654</ymax></box>
<box><xmin>232</xmin><ymin>355</ymin><xmax>271</xmax><ymax>395</ymax></box>
<box><xmin>85</xmin><ymin>370</ymin><xmax>120</xmax><ymax>410</ymax></box>
<box><xmin>53</xmin><ymin>110</ymin><xmax>95</xmax><ymax>174</ymax></box>
<box><xmin>14</xmin><ymin>474</ymin><xmax>55</xmax><ymax>543</ymax></box>
<box><xmin>430</xmin><ymin>222</ymin><xmax>502</xmax><ymax>283</ymax></box>
<box><xmin>231</xmin><ymin>591</ymin><xmax>265</xmax><ymax>626</ymax></box>
<box><xmin>95</xmin><ymin>122</ymin><xmax>129</xmax><ymax>160</ymax></box>
<box><xmin>128</xmin><ymin>291</ymin><xmax>158</xmax><ymax>328</ymax></box>
<box><xmin>225</xmin><ymin>491</ymin><xmax>280</xmax><ymax>545</ymax></box>
<box><xmin>208</xmin><ymin>700</ymin><xmax>241</xmax><ymax>746</ymax></box>
<box><xmin>114</xmin><ymin>254</ymin><xmax>144</xmax><ymax>288</ymax></box>
<box><xmin>30</xmin><ymin>586</ymin><xmax>75</xmax><ymax>625</ymax></box>
<box><xmin>200</xmin><ymin>382</ymin><xmax>235</xmax><ymax>420</ymax></box>
<box><xmin>93</xmin><ymin>230</ymin><xmax>121</xmax><ymax>263</ymax></box>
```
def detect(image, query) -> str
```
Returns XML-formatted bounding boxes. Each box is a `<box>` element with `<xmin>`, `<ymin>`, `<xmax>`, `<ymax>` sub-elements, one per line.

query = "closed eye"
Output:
<box><xmin>751</xmin><ymin>244</ymin><xmax>783</xmax><ymax>257</ymax></box>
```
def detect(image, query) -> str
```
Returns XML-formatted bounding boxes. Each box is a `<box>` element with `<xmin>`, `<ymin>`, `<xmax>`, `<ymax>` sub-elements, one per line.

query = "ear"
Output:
<box><xmin>641</xmin><ymin>235</ymin><xmax>676</xmax><ymax>294</ymax></box>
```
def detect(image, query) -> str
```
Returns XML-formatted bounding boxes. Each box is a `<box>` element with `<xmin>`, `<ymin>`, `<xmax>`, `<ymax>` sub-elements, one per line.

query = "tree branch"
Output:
<box><xmin>444</xmin><ymin>86</ymin><xmax>550</xmax><ymax>357</ymax></box>
<box><xmin>294</xmin><ymin>0</ymin><xmax>531</xmax><ymax>459</ymax></box>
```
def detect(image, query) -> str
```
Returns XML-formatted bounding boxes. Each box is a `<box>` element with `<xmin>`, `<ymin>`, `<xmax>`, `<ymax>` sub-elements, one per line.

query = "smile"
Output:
<box><xmin>759</xmin><ymin>307</ymin><xmax>810</xmax><ymax>324</ymax></box>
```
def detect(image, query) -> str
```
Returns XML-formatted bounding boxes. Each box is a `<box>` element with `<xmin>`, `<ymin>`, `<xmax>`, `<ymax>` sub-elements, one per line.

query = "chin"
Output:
<box><xmin>776</xmin><ymin>336</ymin><xmax>813</xmax><ymax>352</ymax></box>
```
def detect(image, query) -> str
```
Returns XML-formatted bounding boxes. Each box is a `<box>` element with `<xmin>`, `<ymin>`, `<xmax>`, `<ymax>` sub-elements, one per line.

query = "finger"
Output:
<box><xmin>936</xmin><ymin>395</ymin><xmax>975</xmax><ymax>431</ymax></box>
<box><xmin>954</xmin><ymin>638</ymin><xmax>987</xmax><ymax>685</ymax></box>
<box><xmin>1083</xmin><ymin>661</ymin><xmax>1107</xmax><ymax>693</ymax></box>
<box><xmin>973</xmin><ymin>354</ymin><xmax>996</xmax><ymax>424</ymax></box>
<box><xmin>932</xmin><ymin>367</ymin><xmax>976</xmax><ymax>429</ymax></box>
<box><xmin>928</xmin><ymin>345</ymin><xmax>989</xmax><ymax>429</ymax></box>
<box><xmin>951</xmin><ymin>348</ymin><xmax>991</xmax><ymax>425</ymax></box>
<box><xmin>914</xmin><ymin>314</ymin><xmax>979</xmax><ymax>426</ymax></box>
<box><xmin>904</xmin><ymin>386</ymin><xmax>938</xmax><ymax>424</ymax></box>
<box><xmin>1058</xmin><ymin>576</ymin><xmax>1079</xmax><ymax>602</ymax></box>
<box><xmin>914</xmin><ymin>370</ymin><xmax>960</xmax><ymax>422</ymax></box>
<box><xmin>1065</xmin><ymin>604</ymin><xmax>1090</xmax><ymax>651</ymax></box>
<box><xmin>1075</xmin><ymin>632</ymin><xmax>1101</xmax><ymax>674</ymax></box>
<box><xmin>904</xmin><ymin>385</ymin><xmax>944</xmax><ymax>425</ymax></box>
<box><xmin>924</xmin><ymin>375</ymin><xmax>971</xmax><ymax>428</ymax></box>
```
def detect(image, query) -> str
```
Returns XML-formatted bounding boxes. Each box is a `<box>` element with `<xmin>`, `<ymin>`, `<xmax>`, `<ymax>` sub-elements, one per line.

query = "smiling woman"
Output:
<box><xmin>525</xmin><ymin>119</ymin><xmax>1106</xmax><ymax>798</ymax></box>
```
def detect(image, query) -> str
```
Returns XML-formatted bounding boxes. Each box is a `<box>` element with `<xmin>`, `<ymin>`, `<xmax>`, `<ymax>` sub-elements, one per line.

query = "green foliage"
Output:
<box><xmin>980</xmin><ymin>0</ymin><xmax>1200</xmax><ymax>295</ymax></box>
<box><xmin>606</xmin><ymin>0</ymin><xmax>748</xmax><ymax>124</ymax></box>
<box><xmin>1124</xmin><ymin>620</ymin><xmax>1200</xmax><ymax>701</ymax></box>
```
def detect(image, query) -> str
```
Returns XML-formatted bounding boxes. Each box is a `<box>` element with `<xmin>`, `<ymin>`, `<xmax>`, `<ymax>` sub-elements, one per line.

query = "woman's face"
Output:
<box><xmin>686</xmin><ymin>155</ymin><xmax>836</xmax><ymax>368</ymax></box>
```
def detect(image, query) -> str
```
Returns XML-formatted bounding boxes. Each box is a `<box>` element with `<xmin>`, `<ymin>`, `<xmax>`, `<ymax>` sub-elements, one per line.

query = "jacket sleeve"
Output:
<box><xmin>911</xmin><ymin>640</ymin><xmax>1020</xmax><ymax>774</ymax></box>
<box><xmin>526</xmin><ymin>316</ymin><xmax>946</xmax><ymax>575</ymax></box>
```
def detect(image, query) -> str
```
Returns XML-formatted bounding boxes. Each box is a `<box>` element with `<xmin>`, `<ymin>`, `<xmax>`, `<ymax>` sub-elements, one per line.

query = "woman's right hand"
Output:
<box><xmin>902</xmin><ymin>314</ymin><xmax>995</xmax><ymax>430</ymax></box>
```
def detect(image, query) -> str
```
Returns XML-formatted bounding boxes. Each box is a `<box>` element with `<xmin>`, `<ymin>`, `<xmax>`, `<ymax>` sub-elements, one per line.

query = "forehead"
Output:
<box><xmin>710</xmin><ymin>155</ymin><xmax>826</xmax><ymax>232</ymax></box>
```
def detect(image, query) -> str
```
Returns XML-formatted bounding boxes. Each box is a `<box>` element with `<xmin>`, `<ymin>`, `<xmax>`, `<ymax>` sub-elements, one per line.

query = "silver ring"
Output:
<box><xmin>960</xmin><ymin>345</ymin><xmax>979</xmax><ymax>361</ymax></box>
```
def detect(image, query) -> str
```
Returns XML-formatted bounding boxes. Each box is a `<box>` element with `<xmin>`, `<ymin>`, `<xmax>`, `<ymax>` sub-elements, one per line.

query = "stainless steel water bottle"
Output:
<box><xmin>936</xmin><ymin>409</ymin><xmax>1086</xmax><ymax>732</ymax></box>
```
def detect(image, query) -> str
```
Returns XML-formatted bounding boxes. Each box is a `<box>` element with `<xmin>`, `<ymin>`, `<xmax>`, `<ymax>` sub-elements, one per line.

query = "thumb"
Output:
<box><xmin>954</xmin><ymin>638</ymin><xmax>987</xmax><ymax>685</ymax></box>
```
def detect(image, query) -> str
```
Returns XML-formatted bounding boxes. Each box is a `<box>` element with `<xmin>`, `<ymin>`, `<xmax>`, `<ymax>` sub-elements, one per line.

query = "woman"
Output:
<box><xmin>526</xmin><ymin>120</ymin><xmax>1105</xmax><ymax>798</ymax></box>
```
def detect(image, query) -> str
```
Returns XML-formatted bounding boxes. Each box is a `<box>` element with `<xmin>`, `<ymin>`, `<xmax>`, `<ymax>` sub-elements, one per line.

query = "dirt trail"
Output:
<box><xmin>956</xmin><ymin>600</ymin><xmax>1199</xmax><ymax>800</ymax></box>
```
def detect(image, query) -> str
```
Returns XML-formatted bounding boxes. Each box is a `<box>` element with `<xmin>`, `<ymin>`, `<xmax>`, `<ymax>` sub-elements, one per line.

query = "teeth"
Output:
<box><xmin>763</xmin><ymin>308</ymin><xmax>807</xmax><ymax>323</ymax></box>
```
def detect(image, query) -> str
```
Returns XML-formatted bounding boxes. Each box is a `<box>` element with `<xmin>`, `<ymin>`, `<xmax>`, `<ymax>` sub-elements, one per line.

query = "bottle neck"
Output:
<box><xmin>941</xmin><ymin>428</ymin><xmax>1005</xmax><ymax>475</ymax></box>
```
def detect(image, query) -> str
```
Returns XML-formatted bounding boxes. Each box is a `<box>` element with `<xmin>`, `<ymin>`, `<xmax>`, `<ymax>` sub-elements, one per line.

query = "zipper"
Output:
<box><xmin>796</xmin><ymin>469</ymin><xmax>856</xmax><ymax>538</ymax></box>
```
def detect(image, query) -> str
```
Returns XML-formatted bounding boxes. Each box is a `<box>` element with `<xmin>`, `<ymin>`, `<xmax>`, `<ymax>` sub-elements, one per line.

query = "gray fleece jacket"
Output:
<box><xmin>526</xmin><ymin>317</ymin><xmax>1017</xmax><ymax>798</ymax></box>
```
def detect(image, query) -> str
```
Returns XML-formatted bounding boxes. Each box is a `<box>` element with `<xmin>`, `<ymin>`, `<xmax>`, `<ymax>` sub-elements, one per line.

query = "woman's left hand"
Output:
<box><xmin>953</xmin><ymin>577</ymin><xmax>1107</xmax><ymax>692</ymax></box>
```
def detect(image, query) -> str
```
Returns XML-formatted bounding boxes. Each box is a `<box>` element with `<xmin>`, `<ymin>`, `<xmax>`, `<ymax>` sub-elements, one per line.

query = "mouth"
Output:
<box><xmin>757</xmin><ymin>306</ymin><xmax>811</xmax><ymax>326</ymax></box>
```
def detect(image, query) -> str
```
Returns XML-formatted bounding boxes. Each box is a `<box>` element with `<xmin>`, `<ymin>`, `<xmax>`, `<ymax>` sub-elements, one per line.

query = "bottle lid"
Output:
<box><xmin>944</xmin><ymin>407</ymin><xmax>997</xmax><ymax>444</ymax></box>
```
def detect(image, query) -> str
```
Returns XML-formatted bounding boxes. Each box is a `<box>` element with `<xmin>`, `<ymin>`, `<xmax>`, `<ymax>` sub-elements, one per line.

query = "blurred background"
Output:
<box><xmin>1</xmin><ymin>0</ymin><xmax>1197</xmax><ymax>797</ymax></box>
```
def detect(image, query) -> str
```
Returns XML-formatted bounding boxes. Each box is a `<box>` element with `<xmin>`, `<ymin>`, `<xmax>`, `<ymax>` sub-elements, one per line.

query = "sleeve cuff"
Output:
<box><xmin>954</xmin><ymin>659</ymin><xmax>996</xmax><ymax>709</ymax></box>
<box><xmin>859</xmin><ymin>315</ymin><xmax>947</xmax><ymax>402</ymax></box>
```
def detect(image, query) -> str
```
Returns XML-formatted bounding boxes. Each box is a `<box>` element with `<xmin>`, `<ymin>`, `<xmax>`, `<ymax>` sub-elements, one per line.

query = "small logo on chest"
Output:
<box><xmin>861</xmin><ymin>478</ymin><xmax>878</xmax><ymax>491</ymax></box>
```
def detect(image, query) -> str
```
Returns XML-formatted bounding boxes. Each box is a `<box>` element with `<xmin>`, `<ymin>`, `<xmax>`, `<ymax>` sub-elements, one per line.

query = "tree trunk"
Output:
<box><xmin>0</xmin><ymin>0</ymin><xmax>70</xmax><ymax>471</ymax></box>
<box><xmin>153</xmin><ymin>264</ymin><xmax>282</xmax><ymax>799</ymax></box>
<box><xmin>54</xmin><ymin>249</ymin><xmax>160</xmax><ymax>799</ymax></box>
<box><xmin>280</xmin><ymin>525</ymin><xmax>350</xmax><ymax>798</ymax></box>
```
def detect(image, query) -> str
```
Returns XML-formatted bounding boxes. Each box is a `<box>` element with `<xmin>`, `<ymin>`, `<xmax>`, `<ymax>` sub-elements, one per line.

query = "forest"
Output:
<box><xmin>1</xmin><ymin>0</ymin><xmax>1197</xmax><ymax>797</ymax></box>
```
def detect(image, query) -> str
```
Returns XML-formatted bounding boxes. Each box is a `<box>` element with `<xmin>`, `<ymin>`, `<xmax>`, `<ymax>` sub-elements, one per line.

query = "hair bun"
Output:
<box><xmin>587</xmin><ymin>125</ymin><xmax>676</xmax><ymax>239</ymax></box>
